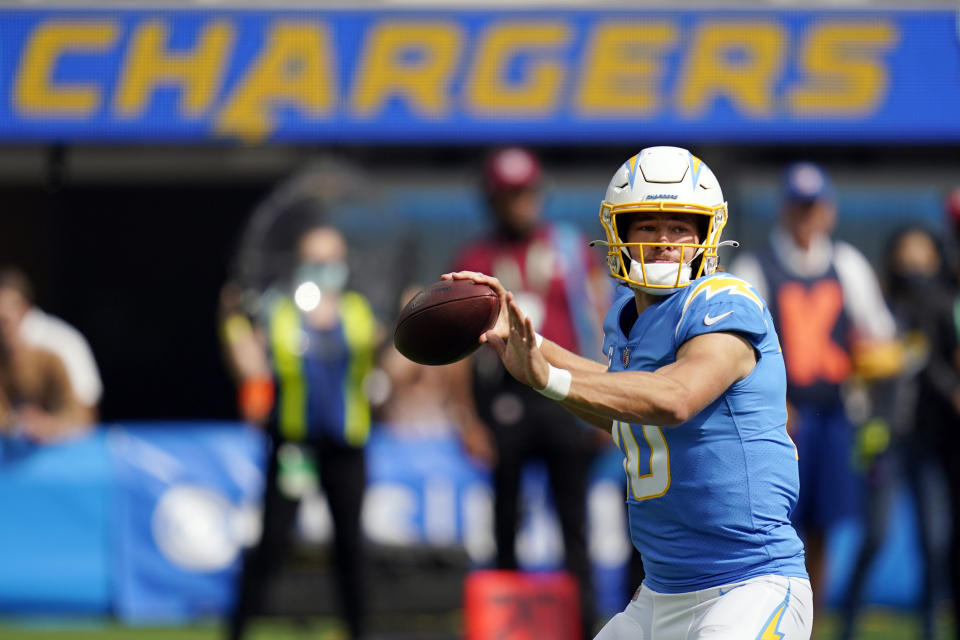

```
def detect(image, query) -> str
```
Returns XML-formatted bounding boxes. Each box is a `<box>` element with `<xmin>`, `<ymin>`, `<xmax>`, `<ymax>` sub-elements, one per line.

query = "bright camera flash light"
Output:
<box><xmin>294</xmin><ymin>281</ymin><xmax>322</xmax><ymax>312</ymax></box>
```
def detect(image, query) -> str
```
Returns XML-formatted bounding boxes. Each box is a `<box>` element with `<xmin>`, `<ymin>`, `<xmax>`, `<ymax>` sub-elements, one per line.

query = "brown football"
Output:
<box><xmin>394</xmin><ymin>280</ymin><xmax>500</xmax><ymax>366</ymax></box>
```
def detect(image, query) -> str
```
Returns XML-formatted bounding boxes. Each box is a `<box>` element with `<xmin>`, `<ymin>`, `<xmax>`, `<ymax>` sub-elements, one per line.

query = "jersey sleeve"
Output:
<box><xmin>674</xmin><ymin>275</ymin><xmax>771</xmax><ymax>349</ymax></box>
<box><xmin>601</xmin><ymin>289</ymin><xmax>634</xmax><ymax>370</ymax></box>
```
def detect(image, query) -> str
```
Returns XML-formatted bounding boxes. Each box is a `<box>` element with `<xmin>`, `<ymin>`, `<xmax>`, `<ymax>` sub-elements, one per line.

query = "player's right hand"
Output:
<box><xmin>441</xmin><ymin>270</ymin><xmax>510</xmax><ymax>343</ymax></box>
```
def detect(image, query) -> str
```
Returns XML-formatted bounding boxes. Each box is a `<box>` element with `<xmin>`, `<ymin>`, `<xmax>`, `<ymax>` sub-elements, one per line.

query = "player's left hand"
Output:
<box><xmin>484</xmin><ymin>292</ymin><xmax>550</xmax><ymax>391</ymax></box>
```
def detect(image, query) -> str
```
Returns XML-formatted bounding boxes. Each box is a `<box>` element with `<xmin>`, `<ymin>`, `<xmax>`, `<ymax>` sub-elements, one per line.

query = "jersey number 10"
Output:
<box><xmin>612</xmin><ymin>421</ymin><xmax>671</xmax><ymax>501</ymax></box>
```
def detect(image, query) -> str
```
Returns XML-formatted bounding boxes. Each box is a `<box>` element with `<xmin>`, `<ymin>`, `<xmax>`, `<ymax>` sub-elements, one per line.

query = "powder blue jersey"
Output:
<box><xmin>602</xmin><ymin>273</ymin><xmax>807</xmax><ymax>593</ymax></box>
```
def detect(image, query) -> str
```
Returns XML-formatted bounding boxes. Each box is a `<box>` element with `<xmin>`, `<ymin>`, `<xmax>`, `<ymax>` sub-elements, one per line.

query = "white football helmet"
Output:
<box><xmin>594</xmin><ymin>146</ymin><xmax>730</xmax><ymax>295</ymax></box>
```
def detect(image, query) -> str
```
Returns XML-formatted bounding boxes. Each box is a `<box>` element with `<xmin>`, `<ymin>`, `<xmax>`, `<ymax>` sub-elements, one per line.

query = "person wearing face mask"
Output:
<box><xmin>225</xmin><ymin>224</ymin><xmax>378</xmax><ymax>640</ymax></box>
<box><xmin>727</xmin><ymin>163</ymin><xmax>898</xmax><ymax>629</ymax></box>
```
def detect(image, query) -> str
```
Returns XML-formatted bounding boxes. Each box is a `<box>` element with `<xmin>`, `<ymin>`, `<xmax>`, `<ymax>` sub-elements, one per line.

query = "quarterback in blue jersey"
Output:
<box><xmin>446</xmin><ymin>147</ymin><xmax>812</xmax><ymax>639</ymax></box>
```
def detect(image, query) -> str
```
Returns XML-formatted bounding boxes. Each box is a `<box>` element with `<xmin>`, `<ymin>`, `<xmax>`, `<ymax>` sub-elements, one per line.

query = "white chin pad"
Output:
<box><xmin>628</xmin><ymin>259</ymin><xmax>691</xmax><ymax>294</ymax></box>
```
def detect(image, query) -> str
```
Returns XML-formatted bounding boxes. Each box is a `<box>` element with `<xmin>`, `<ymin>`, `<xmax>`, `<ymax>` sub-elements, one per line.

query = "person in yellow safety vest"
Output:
<box><xmin>223</xmin><ymin>224</ymin><xmax>378</xmax><ymax>640</ymax></box>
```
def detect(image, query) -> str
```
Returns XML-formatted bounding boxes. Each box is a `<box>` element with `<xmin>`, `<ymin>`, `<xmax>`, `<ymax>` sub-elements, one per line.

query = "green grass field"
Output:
<box><xmin>0</xmin><ymin>610</ymin><xmax>953</xmax><ymax>640</ymax></box>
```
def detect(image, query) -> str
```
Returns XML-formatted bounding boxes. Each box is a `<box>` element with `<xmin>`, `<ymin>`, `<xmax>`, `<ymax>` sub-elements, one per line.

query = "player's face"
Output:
<box><xmin>784</xmin><ymin>199</ymin><xmax>836</xmax><ymax>248</ymax></box>
<box><xmin>294</xmin><ymin>226</ymin><xmax>349</xmax><ymax>298</ymax></box>
<box><xmin>893</xmin><ymin>230</ymin><xmax>940</xmax><ymax>277</ymax></box>
<box><xmin>299</xmin><ymin>227</ymin><xmax>347</xmax><ymax>264</ymax></box>
<box><xmin>623</xmin><ymin>212</ymin><xmax>701</xmax><ymax>265</ymax></box>
<box><xmin>492</xmin><ymin>187</ymin><xmax>542</xmax><ymax>237</ymax></box>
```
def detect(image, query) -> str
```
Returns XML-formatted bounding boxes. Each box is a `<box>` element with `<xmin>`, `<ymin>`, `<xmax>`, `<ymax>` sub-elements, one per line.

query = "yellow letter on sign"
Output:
<box><xmin>14</xmin><ymin>21</ymin><xmax>118</xmax><ymax>117</ymax></box>
<box><xmin>115</xmin><ymin>20</ymin><xmax>234</xmax><ymax>118</ymax></box>
<box><xmin>351</xmin><ymin>21</ymin><xmax>462</xmax><ymax>118</ymax></box>
<box><xmin>789</xmin><ymin>22</ymin><xmax>897</xmax><ymax>116</ymax></box>
<box><xmin>576</xmin><ymin>21</ymin><xmax>677</xmax><ymax>116</ymax></box>
<box><xmin>467</xmin><ymin>22</ymin><xmax>570</xmax><ymax>115</ymax></box>
<box><xmin>217</xmin><ymin>22</ymin><xmax>335</xmax><ymax>142</ymax></box>
<box><xmin>676</xmin><ymin>21</ymin><xmax>785</xmax><ymax>118</ymax></box>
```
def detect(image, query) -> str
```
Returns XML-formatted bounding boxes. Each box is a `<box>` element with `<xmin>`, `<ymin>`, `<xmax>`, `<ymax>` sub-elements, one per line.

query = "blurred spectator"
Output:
<box><xmin>727</xmin><ymin>162</ymin><xmax>898</xmax><ymax>623</ymax></box>
<box><xmin>0</xmin><ymin>267</ymin><xmax>94</xmax><ymax>443</ymax></box>
<box><xmin>840</xmin><ymin>225</ymin><xmax>955</xmax><ymax>640</ymax></box>
<box><xmin>224</xmin><ymin>224</ymin><xmax>378</xmax><ymax>640</ymax></box>
<box><xmin>941</xmin><ymin>189</ymin><xmax>960</xmax><ymax>640</ymax></box>
<box><xmin>19</xmin><ymin>294</ymin><xmax>102</xmax><ymax>418</ymax></box>
<box><xmin>946</xmin><ymin>187</ymin><xmax>960</xmax><ymax>256</ymax></box>
<box><xmin>447</xmin><ymin>147</ymin><xmax>608</xmax><ymax>638</ymax></box>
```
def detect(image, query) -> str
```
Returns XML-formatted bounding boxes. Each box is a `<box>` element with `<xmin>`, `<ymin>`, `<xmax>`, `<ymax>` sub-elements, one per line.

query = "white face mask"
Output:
<box><xmin>627</xmin><ymin>258</ymin><xmax>692</xmax><ymax>295</ymax></box>
<box><xmin>293</xmin><ymin>261</ymin><xmax>348</xmax><ymax>294</ymax></box>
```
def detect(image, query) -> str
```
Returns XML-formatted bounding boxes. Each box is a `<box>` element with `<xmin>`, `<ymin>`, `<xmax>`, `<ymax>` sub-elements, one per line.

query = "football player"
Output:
<box><xmin>445</xmin><ymin>146</ymin><xmax>812</xmax><ymax>639</ymax></box>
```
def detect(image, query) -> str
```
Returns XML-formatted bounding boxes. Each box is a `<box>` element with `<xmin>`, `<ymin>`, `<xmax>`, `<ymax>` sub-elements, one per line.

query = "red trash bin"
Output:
<box><xmin>464</xmin><ymin>570</ymin><xmax>581</xmax><ymax>640</ymax></box>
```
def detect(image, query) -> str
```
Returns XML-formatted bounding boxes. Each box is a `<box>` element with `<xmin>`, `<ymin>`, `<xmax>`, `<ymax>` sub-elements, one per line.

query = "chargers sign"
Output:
<box><xmin>0</xmin><ymin>9</ymin><xmax>957</xmax><ymax>142</ymax></box>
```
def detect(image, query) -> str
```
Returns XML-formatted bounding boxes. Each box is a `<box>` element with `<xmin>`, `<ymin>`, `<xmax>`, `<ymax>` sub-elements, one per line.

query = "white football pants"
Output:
<box><xmin>594</xmin><ymin>575</ymin><xmax>813</xmax><ymax>640</ymax></box>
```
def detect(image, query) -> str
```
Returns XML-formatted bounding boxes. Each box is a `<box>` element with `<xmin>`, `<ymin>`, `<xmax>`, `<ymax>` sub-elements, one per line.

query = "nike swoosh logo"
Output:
<box><xmin>703</xmin><ymin>310</ymin><xmax>734</xmax><ymax>326</ymax></box>
<box><xmin>717</xmin><ymin>584</ymin><xmax>744</xmax><ymax>596</ymax></box>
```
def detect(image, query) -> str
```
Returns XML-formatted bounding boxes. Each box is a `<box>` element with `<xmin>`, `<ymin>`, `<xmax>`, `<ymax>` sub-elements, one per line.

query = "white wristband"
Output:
<box><xmin>538</xmin><ymin>364</ymin><xmax>572</xmax><ymax>401</ymax></box>
<box><xmin>534</xmin><ymin>332</ymin><xmax>544</xmax><ymax>348</ymax></box>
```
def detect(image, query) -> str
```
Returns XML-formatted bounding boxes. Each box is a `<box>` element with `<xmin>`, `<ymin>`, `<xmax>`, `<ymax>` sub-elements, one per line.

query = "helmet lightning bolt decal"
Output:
<box><xmin>689</xmin><ymin>152</ymin><xmax>703</xmax><ymax>189</ymax></box>
<box><xmin>626</xmin><ymin>153</ymin><xmax>640</xmax><ymax>188</ymax></box>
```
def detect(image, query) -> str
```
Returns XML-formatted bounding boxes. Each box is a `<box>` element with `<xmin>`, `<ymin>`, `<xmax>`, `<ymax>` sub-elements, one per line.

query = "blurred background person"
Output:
<box><xmin>727</xmin><ymin>162</ymin><xmax>898</xmax><ymax>627</ymax></box>
<box><xmin>225</xmin><ymin>222</ymin><xmax>378</xmax><ymax>640</ymax></box>
<box><xmin>940</xmin><ymin>189</ymin><xmax>960</xmax><ymax>640</ymax></box>
<box><xmin>0</xmin><ymin>267</ymin><xmax>94</xmax><ymax>443</ymax></box>
<box><xmin>16</xmin><ymin>271</ymin><xmax>102</xmax><ymax>421</ymax></box>
<box><xmin>447</xmin><ymin>147</ymin><xmax>608</xmax><ymax>638</ymax></box>
<box><xmin>945</xmin><ymin>187</ymin><xmax>960</xmax><ymax>283</ymax></box>
<box><xmin>839</xmin><ymin>225</ymin><xmax>957</xmax><ymax>640</ymax></box>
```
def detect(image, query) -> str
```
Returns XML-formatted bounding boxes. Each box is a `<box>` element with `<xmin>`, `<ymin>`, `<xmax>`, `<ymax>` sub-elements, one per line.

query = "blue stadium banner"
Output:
<box><xmin>109</xmin><ymin>424</ymin><xmax>266</xmax><ymax>622</ymax></box>
<box><xmin>0</xmin><ymin>8</ymin><xmax>957</xmax><ymax>143</ymax></box>
<box><xmin>0</xmin><ymin>424</ymin><xmax>936</xmax><ymax>619</ymax></box>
